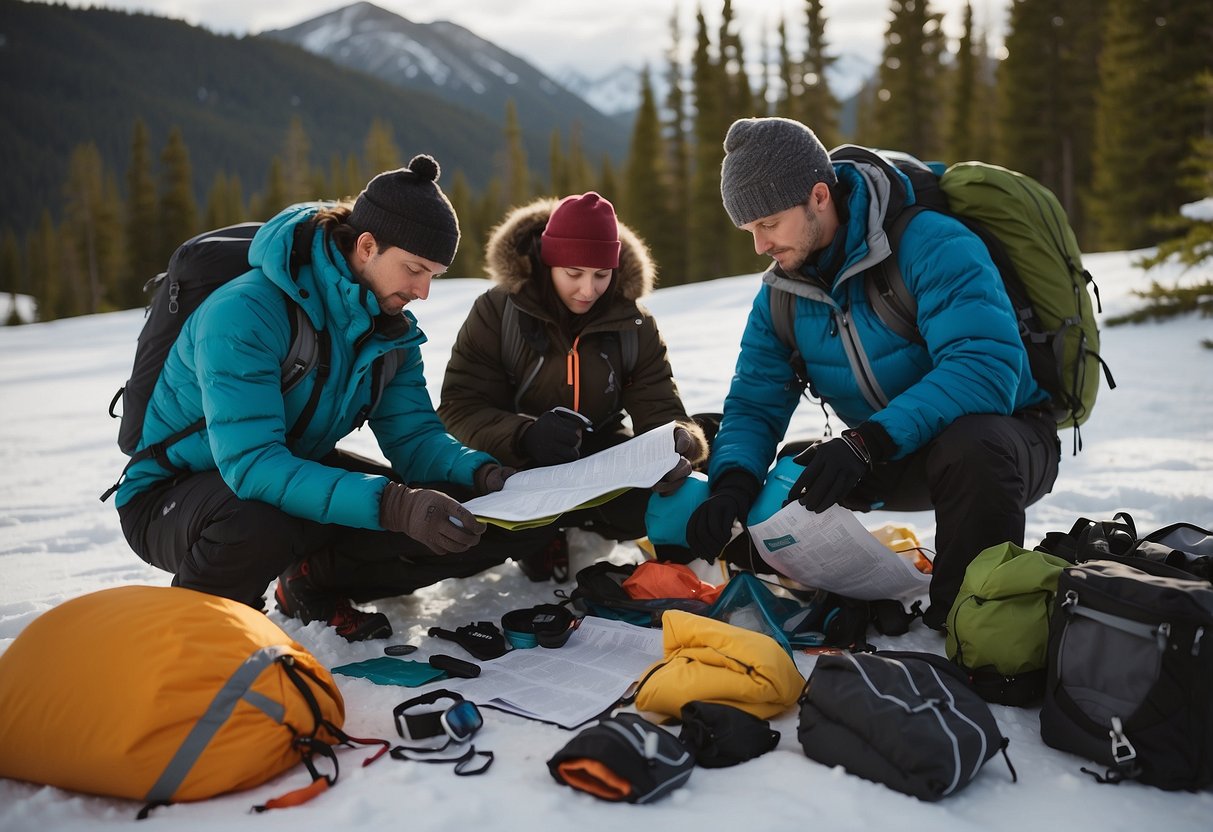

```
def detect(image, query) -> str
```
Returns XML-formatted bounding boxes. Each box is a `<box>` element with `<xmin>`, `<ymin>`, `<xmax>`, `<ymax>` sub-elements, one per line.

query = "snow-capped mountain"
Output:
<box><xmin>262</xmin><ymin>2</ymin><xmax>632</xmax><ymax>161</ymax></box>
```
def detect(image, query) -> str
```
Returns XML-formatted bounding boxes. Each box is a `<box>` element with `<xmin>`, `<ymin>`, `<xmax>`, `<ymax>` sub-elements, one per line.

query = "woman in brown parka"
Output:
<box><xmin>439</xmin><ymin>192</ymin><xmax>708</xmax><ymax>579</ymax></box>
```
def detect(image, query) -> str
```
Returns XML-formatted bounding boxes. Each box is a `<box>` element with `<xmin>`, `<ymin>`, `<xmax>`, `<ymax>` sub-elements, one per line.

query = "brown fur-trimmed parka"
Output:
<box><xmin>438</xmin><ymin>198</ymin><xmax>706</xmax><ymax>469</ymax></box>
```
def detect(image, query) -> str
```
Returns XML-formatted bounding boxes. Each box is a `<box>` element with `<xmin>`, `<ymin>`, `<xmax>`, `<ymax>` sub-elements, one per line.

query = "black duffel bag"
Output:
<box><xmin>798</xmin><ymin>650</ymin><xmax>1015</xmax><ymax>801</ymax></box>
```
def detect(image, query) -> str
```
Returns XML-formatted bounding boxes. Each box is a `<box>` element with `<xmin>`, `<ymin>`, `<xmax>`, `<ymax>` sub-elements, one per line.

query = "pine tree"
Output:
<box><xmin>624</xmin><ymin>68</ymin><xmax>679</xmax><ymax>282</ymax></box>
<box><xmin>502</xmin><ymin>100</ymin><xmax>531</xmax><ymax>209</ymax></box>
<box><xmin>446</xmin><ymin>169</ymin><xmax>483</xmax><ymax>279</ymax></box>
<box><xmin>688</xmin><ymin>8</ymin><xmax>728</xmax><ymax>282</ymax></box>
<box><xmin>947</xmin><ymin>2</ymin><xmax>978</xmax><ymax>163</ymax></box>
<box><xmin>565</xmin><ymin>124</ymin><xmax>595</xmax><ymax>196</ymax></box>
<box><xmin>203</xmin><ymin>172</ymin><xmax>243</xmax><ymax>229</ymax></box>
<box><xmin>26</xmin><ymin>211</ymin><xmax>61</xmax><ymax>321</ymax></box>
<box><xmin>1000</xmin><ymin>0</ymin><xmax>1104</xmax><ymax>240</ymax></box>
<box><xmin>282</xmin><ymin>116</ymin><xmax>312</xmax><ymax>204</ymax></box>
<box><xmin>662</xmin><ymin>8</ymin><xmax>691</xmax><ymax>283</ymax></box>
<box><xmin>801</xmin><ymin>0</ymin><xmax>841</xmax><ymax>149</ymax></box>
<box><xmin>1137</xmin><ymin>71</ymin><xmax>1213</xmax><ymax>278</ymax></box>
<box><xmin>158</xmin><ymin>127</ymin><xmax>197</xmax><ymax>265</ymax></box>
<box><xmin>63</xmin><ymin>142</ymin><xmax>107</xmax><ymax>314</ymax></box>
<box><xmin>775</xmin><ymin>17</ymin><xmax>799</xmax><ymax>120</ymax></box>
<box><xmin>1091</xmin><ymin>0</ymin><xmax>1213</xmax><ymax>250</ymax></box>
<box><xmin>255</xmin><ymin>157</ymin><xmax>289</xmax><ymax>222</ymax></box>
<box><xmin>873</xmin><ymin>0</ymin><xmax>947</xmax><ymax>159</ymax></box>
<box><xmin>125</xmin><ymin>118</ymin><xmax>160</xmax><ymax>306</ymax></box>
<box><xmin>98</xmin><ymin>171</ymin><xmax>127</xmax><ymax>310</ymax></box>
<box><xmin>363</xmin><ymin>118</ymin><xmax>401</xmax><ymax>179</ymax></box>
<box><xmin>597</xmin><ymin>156</ymin><xmax>619</xmax><ymax>203</ymax></box>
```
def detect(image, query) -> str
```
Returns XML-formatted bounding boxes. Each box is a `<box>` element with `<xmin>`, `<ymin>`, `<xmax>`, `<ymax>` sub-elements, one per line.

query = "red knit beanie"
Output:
<box><xmin>540</xmin><ymin>192</ymin><xmax>621</xmax><ymax>269</ymax></box>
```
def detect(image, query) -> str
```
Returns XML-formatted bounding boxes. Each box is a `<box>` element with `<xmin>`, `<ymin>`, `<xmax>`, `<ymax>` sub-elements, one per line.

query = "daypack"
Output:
<box><xmin>770</xmin><ymin>146</ymin><xmax>1115</xmax><ymax>449</ymax></box>
<box><xmin>797</xmin><ymin>650</ymin><xmax>1016</xmax><ymax>801</ymax></box>
<box><xmin>0</xmin><ymin>586</ymin><xmax>386</xmax><ymax>815</ymax></box>
<box><xmin>1039</xmin><ymin>558</ymin><xmax>1213</xmax><ymax>790</ymax></box>
<box><xmin>566</xmin><ymin>561</ymin><xmax>712</xmax><ymax>626</ymax></box>
<box><xmin>102</xmin><ymin>219</ymin><xmax>400</xmax><ymax>501</ymax></box>
<box><xmin>945</xmin><ymin>541</ymin><xmax>1072</xmax><ymax>706</ymax></box>
<box><xmin>500</xmin><ymin>294</ymin><xmax>637</xmax><ymax>412</ymax></box>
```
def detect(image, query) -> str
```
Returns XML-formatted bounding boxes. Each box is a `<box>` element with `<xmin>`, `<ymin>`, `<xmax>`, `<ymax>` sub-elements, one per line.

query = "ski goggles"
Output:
<box><xmin>393</xmin><ymin>689</ymin><xmax>483</xmax><ymax>746</ymax></box>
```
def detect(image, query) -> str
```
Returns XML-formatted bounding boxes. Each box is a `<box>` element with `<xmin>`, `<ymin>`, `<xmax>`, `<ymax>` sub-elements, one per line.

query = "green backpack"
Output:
<box><xmin>945</xmin><ymin>541</ymin><xmax>1071</xmax><ymax>707</ymax></box>
<box><xmin>770</xmin><ymin>148</ymin><xmax>1116</xmax><ymax>450</ymax></box>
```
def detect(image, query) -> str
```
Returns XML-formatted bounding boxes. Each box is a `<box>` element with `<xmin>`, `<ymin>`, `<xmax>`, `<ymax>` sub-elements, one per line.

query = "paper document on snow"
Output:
<box><xmin>462</xmin><ymin>422</ymin><xmax>680</xmax><ymax>525</ymax></box>
<box><xmin>748</xmin><ymin>503</ymin><xmax>930</xmax><ymax>600</ymax></box>
<box><xmin>437</xmin><ymin>617</ymin><xmax>664</xmax><ymax>729</ymax></box>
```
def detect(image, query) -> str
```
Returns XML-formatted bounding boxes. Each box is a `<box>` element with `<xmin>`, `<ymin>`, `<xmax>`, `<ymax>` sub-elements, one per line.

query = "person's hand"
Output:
<box><xmin>474</xmin><ymin>462</ymin><xmax>515</xmax><ymax>495</ymax></box>
<box><xmin>790</xmin><ymin>431</ymin><xmax>871</xmax><ymax>513</ymax></box>
<box><xmin>652</xmin><ymin>457</ymin><xmax>693</xmax><ymax>496</ymax></box>
<box><xmin>673</xmin><ymin>426</ymin><xmax>696</xmax><ymax>457</ymax></box>
<box><xmin>650</xmin><ymin>425</ymin><xmax>702</xmax><ymax>495</ymax></box>
<box><xmin>686</xmin><ymin>470</ymin><xmax>761</xmax><ymax>559</ymax></box>
<box><xmin>379</xmin><ymin>483</ymin><xmax>486</xmax><ymax>554</ymax></box>
<box><xmin>521</xmin><ymin>408</ymin><xmax>588</xmax><ymax>466</ymax></box>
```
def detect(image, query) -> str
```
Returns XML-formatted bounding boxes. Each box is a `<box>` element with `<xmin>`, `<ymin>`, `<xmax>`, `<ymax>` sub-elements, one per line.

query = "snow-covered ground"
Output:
<box><xmin>0</xmin><ymin>249</ymin><xmax>1210</xmax><ymax>830</ymax></box>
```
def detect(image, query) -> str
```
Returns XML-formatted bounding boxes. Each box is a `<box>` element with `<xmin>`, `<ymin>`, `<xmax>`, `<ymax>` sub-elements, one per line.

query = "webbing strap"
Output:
<box><xmin>144</xmin><ymin>644</ymin><xmax>291</xmax><ymax>803</ymax></box>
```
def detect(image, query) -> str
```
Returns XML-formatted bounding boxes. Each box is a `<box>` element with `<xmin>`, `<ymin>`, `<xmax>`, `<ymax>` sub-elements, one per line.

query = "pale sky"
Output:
<box><xmin>46</xmin><ymin>0</ymin><xmax>1010</xmax><ymax>80</ymax></box>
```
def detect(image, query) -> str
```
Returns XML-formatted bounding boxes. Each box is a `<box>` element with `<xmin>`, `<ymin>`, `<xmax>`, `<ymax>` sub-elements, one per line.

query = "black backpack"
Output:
<box><xmin>102</xmin><ymin>221</ymin><xmax>398</xmax><ymax>501</ymax></box>
<box><xmin>1040</xmin><ymin>558</ymin><xmax>1213</xmax><ymax>790</ymax></box>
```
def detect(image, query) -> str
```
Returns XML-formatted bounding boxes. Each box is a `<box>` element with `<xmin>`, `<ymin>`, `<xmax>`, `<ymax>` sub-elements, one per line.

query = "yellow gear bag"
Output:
<box><xmin>634</xmin><ymin>609</ymin><xmax>804</xmax><ymax>719</ymax></box>
<box><xmin>0</xmin><ymin>585</ymin><xmax>354</xmax><ymax>810</ymax></box>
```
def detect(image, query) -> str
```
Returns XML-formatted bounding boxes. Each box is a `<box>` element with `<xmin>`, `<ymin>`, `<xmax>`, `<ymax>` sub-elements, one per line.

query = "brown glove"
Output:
<box><xmin>652</xmin><ymin>426</ymin><xmax>697</xmax><ymax>496</ymax></box>
<box><xmin>379</xmin><ymin>483</ymin><xmax>486</xmax><ymax>554</ymax></box>
<box><xmin>474</xmin><ymin>462</ymin><xmax>516</xmax><ymax>496</ymax></box>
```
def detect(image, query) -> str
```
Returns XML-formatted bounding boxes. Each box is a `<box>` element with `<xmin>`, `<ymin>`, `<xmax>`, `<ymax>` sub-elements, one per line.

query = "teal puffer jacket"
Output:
<box><xmin>709</xmin><ymin>162</ymin><xmax>1047</xmax><ymax>483</ymax></box>
<box><xmin>115</xmin><ymin>204</ymin><xmax>492</xmax><ymax>529</ymax></box>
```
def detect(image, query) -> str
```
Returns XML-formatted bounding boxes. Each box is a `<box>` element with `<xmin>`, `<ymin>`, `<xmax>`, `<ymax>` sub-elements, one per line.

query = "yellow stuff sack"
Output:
<box><xmin>634</xmin><ymin>609</ymin><xmax>803</xmax><ymax>719</ymax></box>
<box><xmin>0</xmin><ymin>585</ymin><xmax>346</xmax><ymax>807</ymax></box>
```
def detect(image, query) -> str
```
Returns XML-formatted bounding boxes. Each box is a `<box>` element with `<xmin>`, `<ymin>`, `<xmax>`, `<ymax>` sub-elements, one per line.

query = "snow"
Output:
<box><xmin>1</xmin><ymin>250</ymin><xmax>1211</xmax><ymax>830</ymax></box>
<box><xmin>1181</xmin><ymin>197</ymin><xmax>1213</xmax><ymax>223</ymax></box>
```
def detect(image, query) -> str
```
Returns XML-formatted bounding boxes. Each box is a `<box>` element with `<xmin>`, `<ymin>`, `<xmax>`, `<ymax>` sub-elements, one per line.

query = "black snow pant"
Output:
<box><xmin>733</xmin><ymin>409</ymin><xmax>1061</xmax><ymax>629</ymax></box>
<box><xmin>117</xmin><ymin>449</ymin><xmax>554</xmax><ymax>610</ymax></box>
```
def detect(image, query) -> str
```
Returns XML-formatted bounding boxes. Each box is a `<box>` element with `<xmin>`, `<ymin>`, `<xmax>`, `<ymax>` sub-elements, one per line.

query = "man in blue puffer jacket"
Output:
<box><xmin>116</xmin><ymin>155</ymin><xmax>545</xmax><ymax>641</ymax></box>
<box><xmin>686</xmin><ymin>118</ymin><xmax>1061</xmax><ymax>629</ymax></box>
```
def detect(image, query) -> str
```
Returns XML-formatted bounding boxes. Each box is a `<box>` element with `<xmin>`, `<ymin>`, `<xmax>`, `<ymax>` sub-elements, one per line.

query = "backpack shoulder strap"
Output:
<box><xmin>864</xmin><ymin>205</ymin><xmax>925</xmax><ymax>346</ymax></box>
<box><xmin>620</xmin><ymin>327</ymin><xmax>638</xmax><ymax>383</ymax></box>
<box><xmin>500</xmin><ymin>296</ymin><xmax>527</xmax><ymax>383</ymax></box>
<box><xmin>768</xmin><ymin>287</ymin><xmax>809</xmax><ymax>395</ymax></box>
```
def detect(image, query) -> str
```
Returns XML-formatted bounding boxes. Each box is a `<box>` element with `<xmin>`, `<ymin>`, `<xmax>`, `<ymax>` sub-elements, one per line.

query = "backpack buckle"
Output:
<box><xmin>1108</xmin><ymin>716</ymin><xmax>1136</xmax><ymax>765</ymax></box>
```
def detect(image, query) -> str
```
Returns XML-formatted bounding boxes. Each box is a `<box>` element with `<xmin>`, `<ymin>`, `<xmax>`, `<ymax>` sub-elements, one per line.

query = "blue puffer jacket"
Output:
<box><xmin>709</xmin><ymin>161</ymin><xmax>1047</xmax><ymax>483</ymax></box>
<box><xmin>115</xmin><ymin>204</ymin><xmax>493</xmax><ymax>529</ymax></box>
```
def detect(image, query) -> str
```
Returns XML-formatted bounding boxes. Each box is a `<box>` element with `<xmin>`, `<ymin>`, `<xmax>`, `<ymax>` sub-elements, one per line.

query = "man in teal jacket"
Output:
<box><xmin>687</xmin><ymin>118</ymin><xmax>1061</xmax><ymax>628</ymax></box>
<box><xmin>116</xmin><ymin>156</ymin><xmax>540</xmax><ymax>641</ymax></box>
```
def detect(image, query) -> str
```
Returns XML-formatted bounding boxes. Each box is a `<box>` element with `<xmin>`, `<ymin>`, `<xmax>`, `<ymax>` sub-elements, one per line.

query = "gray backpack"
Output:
<box><xmin>1040</xmin><ymin>558</ymin><xmax>1213</xmax><ymax>789</ymax></box>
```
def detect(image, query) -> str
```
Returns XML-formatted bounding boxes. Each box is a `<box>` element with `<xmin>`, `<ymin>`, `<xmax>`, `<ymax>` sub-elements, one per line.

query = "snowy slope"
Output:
<box><xmin>0</xmin><ymin>250</ymin><xmax>1211</xmax><ymax>830</ymax></box>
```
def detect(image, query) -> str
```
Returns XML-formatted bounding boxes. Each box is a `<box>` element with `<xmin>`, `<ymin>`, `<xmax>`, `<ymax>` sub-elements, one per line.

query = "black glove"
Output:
<box><xmin>379</xmin><ymin>483</ymin><xmax>486</xmax><ymax>554</ymax></box>
<box><xmin>790</xmin><ymin>425</ymin><xmax>893</xmax><ymax>513</ymax></box>
<box><xmin>686</xmin><ymin>470</ymin><xmax>761</xmax><ymax>560</ymax></box>
<box><xmin>521</xmin><ymin>408</ymin><xmax>587</xmax><ymax>466</ymax></box>
<box><xmin>474</xmin><ymin>462</ymin><xmax>515</xmax><ymax>495</ymax></box>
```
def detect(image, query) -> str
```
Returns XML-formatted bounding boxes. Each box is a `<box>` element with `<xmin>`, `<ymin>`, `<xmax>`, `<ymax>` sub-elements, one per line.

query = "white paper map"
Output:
<box><xmin>462</xmin><ymin>422</ymin><xmax>680</xmax><ymax>523</ymax></box>
<box><xmin>748</xmin><ymin>503</ymin><xmax>931</xmax><ymax>600</ymax></box>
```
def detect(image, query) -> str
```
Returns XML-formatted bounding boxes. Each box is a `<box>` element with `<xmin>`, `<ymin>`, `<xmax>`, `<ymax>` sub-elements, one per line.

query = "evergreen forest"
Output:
<box><xmin>2</xmin><ymin>0</ymin><xmax>1211</xmax><ymax>325</ymax></box>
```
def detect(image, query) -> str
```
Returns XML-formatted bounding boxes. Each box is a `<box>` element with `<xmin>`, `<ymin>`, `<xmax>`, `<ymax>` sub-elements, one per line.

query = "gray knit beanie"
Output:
<box><xmin>349</xmin><ymin>154</ymin><xmax>460</xmax><ymax>266</ymax></box>
<box><xmin>720</xmin><ymin>118</ymin><xmax>837</xmax><ymax>227</ymax></box>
